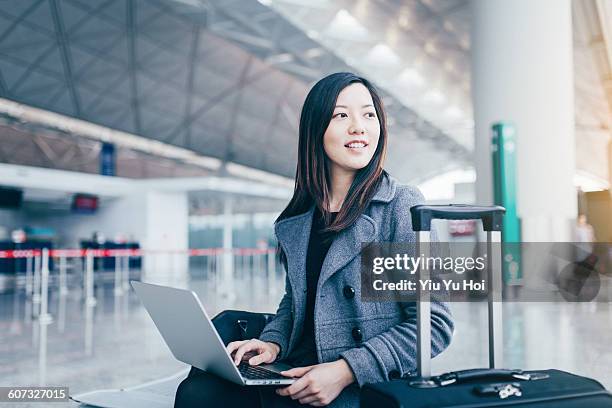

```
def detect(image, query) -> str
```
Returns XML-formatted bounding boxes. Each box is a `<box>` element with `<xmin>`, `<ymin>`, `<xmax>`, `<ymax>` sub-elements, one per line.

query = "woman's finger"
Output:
<box><xmin>292</xmin><ymin>386</ymin><xmax>317</xmax><ymax>400</ymax></box>
<box><xmin>276</xmin><ymin>376</ymin><xmax>309</xmax><ymax>397</ymax></box>
<box><xmin>226</xmin><ymin>340</ymin><xmax>247</xmax><ymax>355</ymax></box>
<box><xmin>280</xmin><ymin>365</ymin><xmax>314</xmax><ymax>378</ymax></box>
<box><xmin>248</xmin><ymin>350</ymin><xmax>271</xmax><ymax>366</ymax></box>
<box><xmin>233</xmin><ymin>341</ymin><xmax>258</xmax><ymax>365</ymax></box>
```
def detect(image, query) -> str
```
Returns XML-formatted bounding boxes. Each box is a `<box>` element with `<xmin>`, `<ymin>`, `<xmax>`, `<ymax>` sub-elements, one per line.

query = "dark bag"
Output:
<box><xmin>360</xmin><ymin>205</ymin><xmax>612</xmax><ymax>407</ymax></box>
<box><xmin>211</xmin><ymin>309</ymin><xmax>276</xmax><ymax>345</ymax></box>
<box><xmin>186</xmin><ymin>309</ymin><xmax>275</xmax><ymax>378</ymax></box>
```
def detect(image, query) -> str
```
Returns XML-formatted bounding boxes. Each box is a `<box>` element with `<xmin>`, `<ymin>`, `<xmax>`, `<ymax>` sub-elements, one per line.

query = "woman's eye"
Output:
<box><xmin>365</xmin><ymin>112</ymin><xmax>376</xmax><ymax>118</ymax></box>
<box><xmin>334</xmin><ymin>112</ymin><xmax>348</xmax><ymax>118</ymax></box>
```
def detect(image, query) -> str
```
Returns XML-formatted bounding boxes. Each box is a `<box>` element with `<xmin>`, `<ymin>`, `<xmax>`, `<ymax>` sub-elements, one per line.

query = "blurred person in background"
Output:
<box><xmin>575</xmin><ymin>214</ymin><xmax>595</xmax><ymax>245</ymax></box>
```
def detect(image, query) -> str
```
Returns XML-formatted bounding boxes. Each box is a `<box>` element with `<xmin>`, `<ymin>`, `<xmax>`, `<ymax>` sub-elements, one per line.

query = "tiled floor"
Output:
<box><xmin>0</xmin><ymin>265</ymin><xmax>611</xmax><ymax>408</ymax></box>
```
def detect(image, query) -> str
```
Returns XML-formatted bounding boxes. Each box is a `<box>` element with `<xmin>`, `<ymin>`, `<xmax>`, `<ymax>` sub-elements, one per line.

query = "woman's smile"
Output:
<box><xmin>344</xmin><ymin>139</ymin><xmax>369</xmax><ymax>149</ymax></box>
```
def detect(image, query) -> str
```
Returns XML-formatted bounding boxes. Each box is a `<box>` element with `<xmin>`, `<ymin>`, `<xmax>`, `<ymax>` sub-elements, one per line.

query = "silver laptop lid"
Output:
<box><xmin>130</xmin><ymin>281</ymin><xmax>245</xmax><ymax>385</ymax></box>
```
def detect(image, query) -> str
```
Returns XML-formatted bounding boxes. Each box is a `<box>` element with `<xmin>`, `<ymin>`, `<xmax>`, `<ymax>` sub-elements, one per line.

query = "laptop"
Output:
<box><xmin>131</xmin><ymin>281</ymin><xmax>295</xmax><ymax>386</ymax></box>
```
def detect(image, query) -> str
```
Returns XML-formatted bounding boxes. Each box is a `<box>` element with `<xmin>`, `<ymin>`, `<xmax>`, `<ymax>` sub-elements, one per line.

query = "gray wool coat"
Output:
<box><xmin>259</xmin><ymin>173</ymin><xmax>454</xmax><ymax>407</ymax></box>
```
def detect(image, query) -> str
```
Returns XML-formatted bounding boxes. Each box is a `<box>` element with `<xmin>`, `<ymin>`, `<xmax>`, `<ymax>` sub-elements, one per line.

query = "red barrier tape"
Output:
<box><xmin>0</xmin><ymin>247</ymin><xmax>275</xmax><ymax>258</ymax></box>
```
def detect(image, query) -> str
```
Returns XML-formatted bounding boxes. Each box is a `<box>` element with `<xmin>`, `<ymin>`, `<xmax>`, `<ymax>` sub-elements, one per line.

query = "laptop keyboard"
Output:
<box><xmin>238</xmin><ymin>363</ymin><xmax>288</xmax><ymax>380</ymax></box>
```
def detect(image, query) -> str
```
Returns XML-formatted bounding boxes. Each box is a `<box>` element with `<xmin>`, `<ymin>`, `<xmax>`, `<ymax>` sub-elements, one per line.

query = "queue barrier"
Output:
<box><xmin>0</xmin><ymin>247</ymin><xmax>275</xmax><ymax>258</ymax></box>
<box><xmin>0</xmin><ymin>245</ymin><xmax>279</xmax><ymax>317</ymax></box>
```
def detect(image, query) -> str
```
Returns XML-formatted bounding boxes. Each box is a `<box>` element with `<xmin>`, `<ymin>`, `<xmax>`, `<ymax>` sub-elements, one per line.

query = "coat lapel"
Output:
<box><xmin>317</xmin><ymin>214</ymin><xmax>377</xmax><ymax>289</ymax></box>
<box><xmin>317</xmin><ymin>174</ymin><xmax>396</xmax><ymax>288</ymax></box>
<box><xmin>274</xmin><ymin>207</ymin><xmax>314</xmax><ymax>309</ymax></box>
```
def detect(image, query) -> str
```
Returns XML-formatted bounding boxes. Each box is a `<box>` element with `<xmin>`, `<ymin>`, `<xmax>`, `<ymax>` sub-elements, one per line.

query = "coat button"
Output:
<box><xmin>351</xmin><ymin>327</ymin><xmax>363</xmax><ymax>342</ymax></box>
<box><xmin>388</xmin><ymin>370</ymin><xmax>401</xmax><ymax>380</ymax></box>
<box><xmin>343</xmin><ymin>285</ymin><xmax>355</xmax><ymax>299</ymax></box>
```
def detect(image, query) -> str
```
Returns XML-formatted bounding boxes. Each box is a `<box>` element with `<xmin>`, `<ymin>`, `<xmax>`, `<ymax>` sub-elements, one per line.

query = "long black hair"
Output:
<box><xmin>276</xmin><ymin>72</ymin><xmax>388</xmax><ymax>270</ymax></box>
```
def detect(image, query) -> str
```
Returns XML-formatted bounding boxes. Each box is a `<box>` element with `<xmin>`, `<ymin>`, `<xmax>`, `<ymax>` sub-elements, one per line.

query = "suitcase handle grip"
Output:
<box><xmin>436</xmin><ymin>368</ymin><xmax>532</xmax><ymax>386</ymax></box>
<box><xmin>410</xmin><ymin>204</ymin><xmax>505</xmax><ymax>232</ymax></box>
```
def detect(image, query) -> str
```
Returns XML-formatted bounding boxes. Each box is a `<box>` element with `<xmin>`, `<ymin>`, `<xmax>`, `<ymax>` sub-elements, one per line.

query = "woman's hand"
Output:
<box><xmin>276</xmin><ymin>360</ymin><xmax>355</xmax><ymax>406</ymax></box>
<box><xmin>226</xmin><ymin>339</ymin><xmax>280</xmax><ymax>366</ymax></box>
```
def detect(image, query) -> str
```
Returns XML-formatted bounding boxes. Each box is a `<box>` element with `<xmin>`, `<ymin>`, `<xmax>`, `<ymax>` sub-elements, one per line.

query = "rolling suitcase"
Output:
<box><xmin>360</xmin><ymin>205</ymin><xmax>612</xmax><ymax>407</ymax></box>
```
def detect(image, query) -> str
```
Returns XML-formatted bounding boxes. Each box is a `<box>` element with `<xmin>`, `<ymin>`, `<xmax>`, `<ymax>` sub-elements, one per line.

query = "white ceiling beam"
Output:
<box><xmin>140</xmin><ymin>176</ymin><xmax>292</xmax><ymax>199</ymax></box>
<box><xmin>0</xmin><ymin>163</ymin><xmax>134</xmax><ymax>197</ymax></box>
<box><xmin>0</xmin><ymin>163</ymin><xmax>292</xmax><ymax>199</ymax></box>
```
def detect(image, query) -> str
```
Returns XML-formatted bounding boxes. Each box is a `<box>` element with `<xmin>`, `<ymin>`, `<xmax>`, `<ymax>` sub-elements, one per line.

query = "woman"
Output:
<box><xmin>175</xmin><ymin>72</ymin><xmax>454</xmax><ymax>407</ymax></box>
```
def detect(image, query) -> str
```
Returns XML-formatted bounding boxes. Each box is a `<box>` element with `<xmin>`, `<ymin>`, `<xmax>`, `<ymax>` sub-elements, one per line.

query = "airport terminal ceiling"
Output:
<box><xmin>0</xmin><ymin>0</ymin><xmax>610</xmax><ymax>184</ymax></box>
<box><xmin>0</xmin><ymin>0</ymin><xmax>470</xmax><ymax>185</ymax></box>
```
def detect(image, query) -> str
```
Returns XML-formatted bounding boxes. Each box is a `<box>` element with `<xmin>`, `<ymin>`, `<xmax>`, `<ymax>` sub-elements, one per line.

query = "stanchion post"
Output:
<box><xmin>24</xmin><ymin>254</ymin><xmax>33</xmax><ymax>323</ymax></box>
<box><xmin>206</xmin><ymin>252</ymin><xmax>211</xmax><ymax>278</ymax></box>
<box><xmin>32</xmin><ymin>253</ymin><xmax>41</xmax><ymax>310</ymax></box>
<box><xmin>114</xmin><ymin>255</ymin><xmax>122</xmax><ymax>296</ymax></box>
<box><xmin>84</xmin><ymin>250</ymin><xmax>96</xmax><ymax>356</ymax></box>
<box><xmin>59</xmin><ymin>255</ymin><xmax>68</xmax><ymax>295</ymax></box>
<box><xmin>25</xmin><ymin>256</ymin><xmax>33</xmax><ymax>296</ymax></box>
<box><xmin>85</xmin><ymin>250</ymin><xmax>97</xmax><ymax>307</ymax></box>
<box><xmin>38</xmin><ymin>248</ymin><xmax>53</xmax><ymax>385</ymax></box>
<box><xmin>122</xmin><ymin>254</ymin><xmax>130</xmax><ymax>291</ymax></box>
<box><xmin>39</xmin><ymin>248</ymin><xmax>53</xmax><ymax>325</ymax></box>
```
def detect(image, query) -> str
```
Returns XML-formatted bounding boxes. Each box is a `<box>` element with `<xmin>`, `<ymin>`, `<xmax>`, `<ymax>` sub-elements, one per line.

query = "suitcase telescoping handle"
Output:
<box><xmin>410</xmin><ymin>204</ymin><xmax>505</xmax><ymax>233</ymax></box>
<box><xmin>409</xmin><ymin>205</ymin><xmax>506</xmax><ymax>384</ymax></box>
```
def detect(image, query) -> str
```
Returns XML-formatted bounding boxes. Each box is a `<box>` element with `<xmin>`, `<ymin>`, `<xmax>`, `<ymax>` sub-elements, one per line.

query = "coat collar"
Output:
<box><xmin>274</xmin><ymin>173</ymin><xmax>396</xmax><ymax>288</ymax></box>
<box><xmin>317</xmin><ymin>213</ymin><xmax>376</xmax><ymax>287</ymax></box>
<box><xmin>370</xmin><ymin>172</ymin><xmax>397</xmax><ymax>203</ymax></box>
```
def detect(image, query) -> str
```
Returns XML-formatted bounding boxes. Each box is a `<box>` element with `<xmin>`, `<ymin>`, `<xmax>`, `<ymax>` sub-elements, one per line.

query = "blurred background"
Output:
<box><xmin>0</xmin><ymin>0</ymin><xmax>611</xmax><ymax>406</ymax></box>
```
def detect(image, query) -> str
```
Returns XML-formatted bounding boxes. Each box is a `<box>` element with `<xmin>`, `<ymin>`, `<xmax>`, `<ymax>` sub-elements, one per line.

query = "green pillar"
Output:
<box><xmin>492</xmin><ymin>122</ymin><xmax>522</xmax><ymax>283</ymax></box>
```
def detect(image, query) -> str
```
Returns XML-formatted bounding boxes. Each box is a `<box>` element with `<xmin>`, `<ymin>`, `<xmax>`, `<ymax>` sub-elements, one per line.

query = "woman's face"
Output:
<box><xmin>323</xmin><ymin>83</ymin><xmax>381</xmax><ymax>175</ymax></box>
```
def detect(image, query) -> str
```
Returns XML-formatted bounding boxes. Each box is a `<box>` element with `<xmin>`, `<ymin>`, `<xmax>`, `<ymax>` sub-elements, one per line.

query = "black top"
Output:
<box><xmin>287</xmin><ymin>206</ymin><xmax>337</xmax><ymax>367</ymax></box>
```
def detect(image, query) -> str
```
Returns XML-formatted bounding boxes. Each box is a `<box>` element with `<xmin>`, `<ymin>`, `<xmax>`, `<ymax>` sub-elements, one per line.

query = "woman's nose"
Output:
<box><xmin>349</xmin><ymin>119</ymin><xmax>366</xmax><ymax>134</ymax></box>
